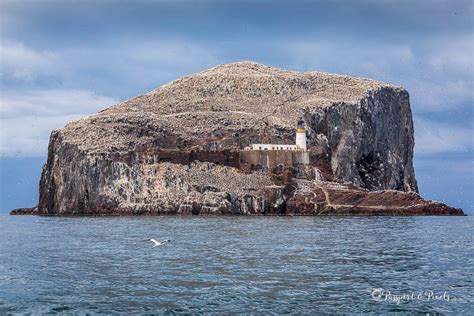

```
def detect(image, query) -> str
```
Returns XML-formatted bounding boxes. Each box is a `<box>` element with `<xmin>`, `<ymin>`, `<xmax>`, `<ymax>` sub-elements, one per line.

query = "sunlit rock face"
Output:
<box><xmin>32</xmin><ymin>62</ymin><xmax>463</xmax><ymax>216</ymax></box>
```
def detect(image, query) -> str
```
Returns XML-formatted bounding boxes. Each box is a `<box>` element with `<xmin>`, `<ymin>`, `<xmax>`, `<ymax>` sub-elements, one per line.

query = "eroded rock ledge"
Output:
<box><xmin>12</xmin><ymin>62</ymin><xmax>463</xmax><ymax>216</ymax></box>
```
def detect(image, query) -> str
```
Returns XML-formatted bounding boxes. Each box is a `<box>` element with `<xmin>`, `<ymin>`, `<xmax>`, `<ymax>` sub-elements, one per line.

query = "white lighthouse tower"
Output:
<box><xmin>295</xmin><ymin>120</ymin><xmax>307</xmax><ymax>151</ymax></box>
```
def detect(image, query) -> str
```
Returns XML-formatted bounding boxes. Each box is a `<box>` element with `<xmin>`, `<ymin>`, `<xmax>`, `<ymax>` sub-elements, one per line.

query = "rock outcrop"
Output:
<box><xmin>19</xmin><ymin>62</ymin><xmax>462</xmax><ymax>216</ymax></box>
<box><xmin>10</xmin><ymin>207</ymin><xmax>38</xmax><ymax>215</ymax></box>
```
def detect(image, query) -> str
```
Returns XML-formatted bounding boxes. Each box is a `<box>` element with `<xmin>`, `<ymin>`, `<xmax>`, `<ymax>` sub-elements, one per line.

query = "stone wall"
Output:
<box><xmin>110</xmin><ymin>148</ymin><xmax>309</xmax><ymax>172</ymax></box>
<box><xmin>240</xmin><ymin>150</ymin><xmax>309</xmax><ymax>171</ymax></box>
<box><xmin>111</xmin><ymin>149</ymin><xmax>240</xmax><ymax>168</ymax></box>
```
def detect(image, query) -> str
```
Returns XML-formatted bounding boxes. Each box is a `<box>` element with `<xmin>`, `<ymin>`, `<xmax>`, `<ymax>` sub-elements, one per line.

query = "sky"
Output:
<box><xmin>0</xmin><ymin>0</ymin><xmax>473</xmax><ymax>213</ymax></box>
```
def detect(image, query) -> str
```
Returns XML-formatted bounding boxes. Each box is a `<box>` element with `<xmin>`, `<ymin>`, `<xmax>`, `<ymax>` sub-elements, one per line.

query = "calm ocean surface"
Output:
<box><xmin>0</xmin><ymin>215</ymin><xmax>473</xmax><ymax>314</ymax></box>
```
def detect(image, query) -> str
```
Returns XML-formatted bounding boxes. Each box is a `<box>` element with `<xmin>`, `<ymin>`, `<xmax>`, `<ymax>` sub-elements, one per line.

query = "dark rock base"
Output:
<box><xmin>10</xmin><ymin>207</ymin><xmax>38</xmax><ymax>215</ymax></box>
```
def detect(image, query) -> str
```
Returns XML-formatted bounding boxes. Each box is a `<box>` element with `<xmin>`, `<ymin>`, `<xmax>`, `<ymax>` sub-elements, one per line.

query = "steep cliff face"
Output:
<box><xmin>306</xmin><ymin>87</ymin><xmax>417</xmax><ymax>191</ymax></box>
<box><xmin>29</xmin><ymin>62</ymin><xmax>462</xmax><ymax>216</ymax></box>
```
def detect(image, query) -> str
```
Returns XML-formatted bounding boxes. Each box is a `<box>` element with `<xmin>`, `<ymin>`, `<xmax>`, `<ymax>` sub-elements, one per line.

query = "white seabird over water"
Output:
<box><xmin>149</xmin><ymin>239</ymin><xmax>171</xmax><ymax>247</ymax></box>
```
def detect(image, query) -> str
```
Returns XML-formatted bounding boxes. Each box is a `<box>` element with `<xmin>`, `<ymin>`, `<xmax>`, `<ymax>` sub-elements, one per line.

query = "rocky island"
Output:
<box><xmin>11</xmin><ymin>62</ymin><xmax>464</xmax><ymax>215</ymax></box>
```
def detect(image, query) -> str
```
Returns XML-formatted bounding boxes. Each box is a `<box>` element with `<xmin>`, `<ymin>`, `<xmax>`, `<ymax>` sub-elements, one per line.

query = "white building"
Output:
<box><xmin>245</xmin><ymin>120</ymin><xmax>307</xmax><ymax>151</ymax></box>
<box><xmin>249</xmin><ymin>144</ymin><xmax>298</xmax><ymax>151</ymax></box>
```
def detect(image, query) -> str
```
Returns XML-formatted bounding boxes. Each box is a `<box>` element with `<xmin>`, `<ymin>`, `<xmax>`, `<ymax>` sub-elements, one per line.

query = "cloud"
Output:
<box><xmin>280</xmin><ymin>39</ymin><xmax>415</xmax><ymax>78</ymax></box>
<box><xmin>414</xmin><ymin>156</ymin><xmax>473</xmax><ymax>211</ymax></box>
<box><xmin>277</xmin><ymin>34</ymin><xmax>473</xmax><ymax>112</ymax></box>
<box><xmin>410</xmin><ymin>80</ymin><xmax>473</xmax><ymax>112</ymax></box>
<box><xmin>416</xmin><ymin>157</ymin><xmax>474</xmax><ymax>178</ymax></box>
<box><xmin>0</xmin><ymin>39</ymin><xmax>220</xmax><ymax>157</ymax></box>
<box><xmin>0</xmin><ymin>39</ymin><xmax>220</xmax><ymax>98</ymax></box>
<box><xmin>0</xmin><ymin>89</ymin><xmax>118</xmax><ymax>156</ymax></box>
<box><xmin>0</xmin><ymin>114</ymin><xmax>79</xmax><ymax>157</ymax></box>
<box><xmin>1</xmin><ymin>89</ymin><xmax>117</xmax><ymax>118</ymax></box>
<box><xmin>414</xmin><ymin>118</ymin><xmax>474</xmax><ymax>155</ymax></box>
<box><xmin>428</xmin><ymin>34</ymin><xmax>474</xmax><ymax>77</ymax></box>
<box><xmin>0</xmin><ymin>41</ymin><xmax>59</xmax><ymax>84</ymax></box>
<box><xmin>2</xmin><ymin>30</ymin><xmax>472</xmax><ymax>112</ymax></box>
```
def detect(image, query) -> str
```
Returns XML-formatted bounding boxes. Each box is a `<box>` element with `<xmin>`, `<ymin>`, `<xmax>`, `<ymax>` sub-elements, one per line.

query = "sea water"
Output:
<box><xmin>0</xmin><ymin>215</ymin><xmax>473</xmax><ymax>314</ymax></box>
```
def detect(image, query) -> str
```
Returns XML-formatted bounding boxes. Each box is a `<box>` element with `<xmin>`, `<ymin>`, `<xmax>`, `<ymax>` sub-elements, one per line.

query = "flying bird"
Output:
<box><xmin>149</xmin><ymin>239</ymin><xmax>171</xmax><ymax>247</ymax></box>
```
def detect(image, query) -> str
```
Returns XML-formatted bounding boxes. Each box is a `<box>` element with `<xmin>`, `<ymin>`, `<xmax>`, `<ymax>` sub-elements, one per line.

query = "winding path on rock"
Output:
<box><xmin>162</xmin><ymin>110</ymin><xmax>258</xmax><ymax>117</ymax></box>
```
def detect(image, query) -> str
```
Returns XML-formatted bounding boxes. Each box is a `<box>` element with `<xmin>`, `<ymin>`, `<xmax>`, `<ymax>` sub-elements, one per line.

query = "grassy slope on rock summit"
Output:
<box><xmin>58</xmin><ymin>62</ymin><xmax>396</xmax><ymax>154</ymax></box>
